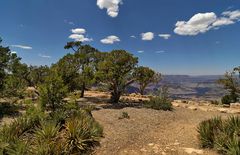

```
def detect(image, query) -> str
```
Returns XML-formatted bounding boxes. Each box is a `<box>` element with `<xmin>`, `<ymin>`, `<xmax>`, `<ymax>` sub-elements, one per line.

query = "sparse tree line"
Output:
<box><xmin>0</xmin><ymin>38</ymin><xmax>161</xmax><ymax>109</ymax></box>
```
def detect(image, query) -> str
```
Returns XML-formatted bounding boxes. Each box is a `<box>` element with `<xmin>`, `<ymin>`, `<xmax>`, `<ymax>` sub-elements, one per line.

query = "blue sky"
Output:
<box><xmin>0</xmin><ymin>0</ymin><xmax>240</xmax><ymax>75</ymax></box>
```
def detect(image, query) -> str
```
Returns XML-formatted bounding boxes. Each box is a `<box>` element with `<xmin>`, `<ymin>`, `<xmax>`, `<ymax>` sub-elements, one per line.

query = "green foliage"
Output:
<box><xmin>0</xmin><ymin>102</ymin><xmax>20</xmax><ymax>119</ymax></box>
<box><xmin>38</xmin><ymin>69</ymin><xmax>68</xmax><ymax>111</ymax></box>
<box><xmin>0</xmin><ymin>38</ymin><xmax>12</xmax><ymax>94</ymax></box>
<box><xmin>96</xmin><ymin>50</ymin><xmax>138</xmax><ymax>103</ymax></box>
<box><xmin>133</xmin><ymin>66</ymin><xmax>161</xmax><ymax>95</ymax></box>
<box><xmin>144</xmin><ymin>87</ymin><xmax>173</xmax><ymax>111</ymax></box>
<box><xmin>28</xmin><ymin>65</ymin><xmax>50</xmax><ymax>87</ymax></box>
<box><xmin>198</xmin><ymin>117</ymin><xmax>223</xmax><ymax>148</ymax></box>
<box><xmin>198</xmin><ymin>116</ymin><xmax>240</xmax><ymax>155</ymax></box>
<box><xmin>57</xmin><ymin>43</ymin><xmax>99</xmax><ymax>97</ymax></box>
<box><xmin>221</xmin><ymin>94</ymin><xmax>238</xmax><ymax>105</ymax></box>
<box><xmin>63</xmin><ymin>111</ymin><xmax>103</xmax><ymax>154</ymax></box>
<box><xmin>218</xmin><ymin>71</ymin><xmax>240</xmax><ymax>104</ymax></box>
<box><xmin>0</xmin><ymin>105</ymin><xmax>103</xmax><ymax>154</ymax></box>
<box><xmin>210</xmin><ymin>100</ymin><xmax>221</xmax><ymax>105</ymax></box>
<box><xmin>0</xmin><ymin>38</ymin><xmax>27</xmax><ymax>97</ymax></box>
<box><xmin>118</xmin><ymin>112</ymin><xmax>130</xmax><ymax>119</ymax></box>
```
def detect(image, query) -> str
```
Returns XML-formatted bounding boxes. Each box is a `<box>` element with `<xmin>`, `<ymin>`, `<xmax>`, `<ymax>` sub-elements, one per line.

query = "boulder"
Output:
<box><xmin>228</xmin><ymin>109</ymin><xmax>240</xmax><ymax>114</ymax></box>
<box><xmin>172</xmin><ymin>103</ymin><xmax>180</xmax><ymax>107</ymax></box>
<box><xmin>174</xmin><ymin>100</ymin><xmax>183</xmax><ymax>103</ymax></box>
<box><xmin>218</xmin><ymin>108</ymin><xmax>228</xmax><ymax>113</ymax></box>
<box><xmin>230</xmin><ymin>103</ymin><xmax>240</xmax><ymax>109</ymax></box>
<box><xmin>188</xmin><ymin>106</ymin><xmax>197</xmax><ymax>110</ymax></box>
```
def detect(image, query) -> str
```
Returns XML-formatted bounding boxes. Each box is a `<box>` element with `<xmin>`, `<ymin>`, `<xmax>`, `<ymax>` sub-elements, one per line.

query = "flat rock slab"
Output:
<box><xmin>182</xmin><ymin>148</ymin><xmax>204</xmax><ymax>154</ymax></box>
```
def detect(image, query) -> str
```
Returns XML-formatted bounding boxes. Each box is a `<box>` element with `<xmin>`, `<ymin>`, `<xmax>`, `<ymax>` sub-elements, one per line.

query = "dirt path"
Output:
<box><xmin>92</xmin><ymin>107</ymin><xmax>232</xmax><ymax>155</ymax></box>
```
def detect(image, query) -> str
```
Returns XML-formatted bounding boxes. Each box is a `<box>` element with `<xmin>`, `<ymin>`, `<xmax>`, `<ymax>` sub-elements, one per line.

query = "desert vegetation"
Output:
<box><xmin>0</xmin><ymin>38</ymin><xmax>164</xmax><ymax>154</ymax></box>
<box><xmin>218</xmin><ymin>68</ymin><xmax>240</xmax><ymax>105</ymax></box>
<box><xmin>198</xmin><ymin>116</ymin><xmax>240</xmax><ymax>155</ymax></box>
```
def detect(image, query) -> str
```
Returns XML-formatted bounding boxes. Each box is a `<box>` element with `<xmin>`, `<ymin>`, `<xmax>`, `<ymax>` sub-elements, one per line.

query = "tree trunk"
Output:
<box><xmin>140</xmin><ymin>85</ymin><xmax>146</xmax><ymax>95</ymax></box>
<box><xmin>80</xmin><ymin>82</ymin><xmax>85</xmax><ymax>98</ymax></box>
<box><xmin>110</xmin><ymin>90</ymin><xmax>121</xmax><ymax>104</ymax></box>
<box><xmin>140</xmin><ymin>88</ymin><xmax>144</xmax><ymax>95</ymax></box>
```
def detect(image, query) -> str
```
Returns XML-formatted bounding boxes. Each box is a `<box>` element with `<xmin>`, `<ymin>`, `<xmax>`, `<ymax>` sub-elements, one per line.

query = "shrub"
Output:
<box><xmin>221</xmin><ymin>95</ymin><xmax>238</xmax><ymax>105</ymax></box>
<box><xmin>0</xmin><ymin>106</ymin><xmax>103</xmax><ymax>154</ymax></box>
<box><xmin>144</xmin><ymin>87</ymin><xmax>172</xmax><ymax>111</ymax></box>
<box><xmin>198</xmin><ymin>117</ymin><xmax>223</xmax><ymax>148</ymax></box>
<box><xmin>210</xmin><ymin>100</ymin><xmax>221</xmax><ymax>105</ymax></box>
<box><xmin>119</xmin><ymin>112</ymin><xmax>130</xmax><ymax>119</ymax></box>
<box><xmin>198</xmin><ymin>116</ymin><xmax>240</xmax><ymax>155</ymax></box>
<box><xmin>38</xmin><ymin>70</ymin><xmax>68</xmax><ymax>111</ymax></box>
<box><xmin>63</xmin><ymin>110</ymin><xmax>103</xmax><ymax>154</ymax></box>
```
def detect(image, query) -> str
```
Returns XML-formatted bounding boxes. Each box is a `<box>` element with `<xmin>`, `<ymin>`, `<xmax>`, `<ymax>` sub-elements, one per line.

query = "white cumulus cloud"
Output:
<box><xmin>100</xmin><ymin>35</ymin><xmax>120</xmax><ymax>44</ymax></box>
<box><xmin>174</xmin><ymin>10</ymin><xmax>240</xmax><ymax>36</ymax></box>
<box><xmin>11</xmin><ymin>45</ymin><xmax>32</xmax><ymax>50</ymax></box>
<box><xmin>212</xmin><ymin>17</ymin><xmax>234</xmax><ymax>27</ymax></box>
<box><xmin>222</xmin><ymin>10</ymin><xmax>240</xmax><ymax>20</ymax></box>
<box><xmin>141</xmin><ymin>32</ymin><xmax>154</xmax><ymax>41</ymax></box>
<box><xmin>71</xmin><ymin>28</ymin><xmax>86</xmax><ymax>34</ymax></box>
<box><xmin>69</xmin><ymin>28</ymin><xmax>92</xmax><ymax>42</ymax></box>
<box><xmin>69</xmin><ymin>34</ymin><xmax>93</xmax><ymax>42</ymax></box>
<box><xmin>174</xmin><ymin>12</ymin><xmax>217</xmax><ymax>36</ymax></box>
<box><xmin>97</xmin><ymin>0</ymin><xmax>122</xmax><ymax>17</ymax></box>
<box><xmin>159</xmin><ymin>34</ymin><xmax>171</xmax><ymax>39</ymax></box>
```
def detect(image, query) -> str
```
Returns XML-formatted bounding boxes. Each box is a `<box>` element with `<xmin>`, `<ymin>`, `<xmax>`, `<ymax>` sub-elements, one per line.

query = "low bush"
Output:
<box><xmin>198</xmin><ymin>116</ymin><xmax>240</xmax><ymax>155</ymax></box>
<box><xmin>221</xmin><ymin>94</ymin><xmax>238</xmax><ymax>105</ymax></box>
<box><xmin>0</xmin><ymin>105</ymin><xmax>103</xmax><ymax>154</ymax></box>
<box><xmin>119</xmin><ymin>112</ymin><xmax>130</xmax><ymax>119</ymax></box>
<box><xmin>144</xmin><ymin>87</ymin><xmax>172</xmax><ymax>111</ymax></box>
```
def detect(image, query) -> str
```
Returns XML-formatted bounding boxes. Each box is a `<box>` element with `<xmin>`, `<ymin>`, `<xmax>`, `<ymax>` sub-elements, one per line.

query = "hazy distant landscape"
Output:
<box><xmin>129</xmin><ymin>75</ymin><xmax>226</xmax><ymax>100</ymax></box>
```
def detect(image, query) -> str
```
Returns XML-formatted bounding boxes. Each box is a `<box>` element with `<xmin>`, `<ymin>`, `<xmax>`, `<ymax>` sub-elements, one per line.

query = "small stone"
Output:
<box><xmin>148</xmin><ymin>143</ymin><xmax>154</xmax><ymax>146</ymax></box>
<box><xmin>140</xmin><ymin>148</ymin><xmax>147</xmax><ymax>152</ymax></box>
<box><xmin>218</xmin><ymin>108</ymin><xmax>228</xmax><ymax>113</ymax></box>
<box><xmin>173</xmin><ymin>142</ymin><xmax>180</xmax><ymax>145</ymax></box>
<box><xmin>162</xmin><ymin>152</ymin><xmax>166</xmax><ymax>155</ymax></box>
<box><xmin>188</xmin><ymin>106</ymin><xmax>197</xmax><ymax>110</ymax></box>
<box><xmin>183</xmin><ymin>148</ymin><xmax>204</xmax><ymax>154</ymax></box>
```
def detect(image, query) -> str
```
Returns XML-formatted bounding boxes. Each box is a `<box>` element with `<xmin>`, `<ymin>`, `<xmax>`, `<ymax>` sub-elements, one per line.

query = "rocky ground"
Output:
<box><xmin>1</xmin><ymin>91</ymin><xmax>239</xmax><ymax>155</ymax></box>
<box><xmin>83</xmin><ymin>91</ymin><xmax>237</xmax><ymax>155</ymax></box>
<box><xmin>92</xmin><ymin>107</ymin><xmax>231</xmax><ymax>155</ymax></box>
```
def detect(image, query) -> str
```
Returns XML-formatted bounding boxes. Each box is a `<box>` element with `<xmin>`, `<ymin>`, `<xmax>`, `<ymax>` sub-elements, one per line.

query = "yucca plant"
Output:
<box><xmin>198</xmin><ymin>116</ymin><xmax>240</xmax><ymax>154</ymax></box>
<box><xmin>5</xmin><ymin>139</ymin><xmax>29</xmax><ymax>155</ymax></box>
<box><xmin>225</xmin><ymin>116</ymin><xmax>240</xmax><ymax>137</ymax></box>
<box><xmin>34</xmin><ymin>121</ymin><xmax>60</xmax><ymax>142</ymax></box>
<box><xmin>225</xmin><ymin>135</ymin><xmax>240</xmax><ymax>155</ymax></box>
<box><xmin>63</xmin><ymin>112</ymin><xmax>103</xmax><ymax>154</ymax></box>
<box><xmin>198</xmin><ymin>117</ymin><xmax>223</xmax><ymax>148</ymax></box>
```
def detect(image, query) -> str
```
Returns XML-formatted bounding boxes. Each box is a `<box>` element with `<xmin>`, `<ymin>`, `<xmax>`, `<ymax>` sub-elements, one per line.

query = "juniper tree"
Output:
<box><xmin>96</xmin><ymin>50</ymin><xmax>138</xmax><ymax>103</ymax></box>
<box><xmin>133</xmin><ymin>66</ymin><xmax>161</xmax><ymax>95</ymax></box>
